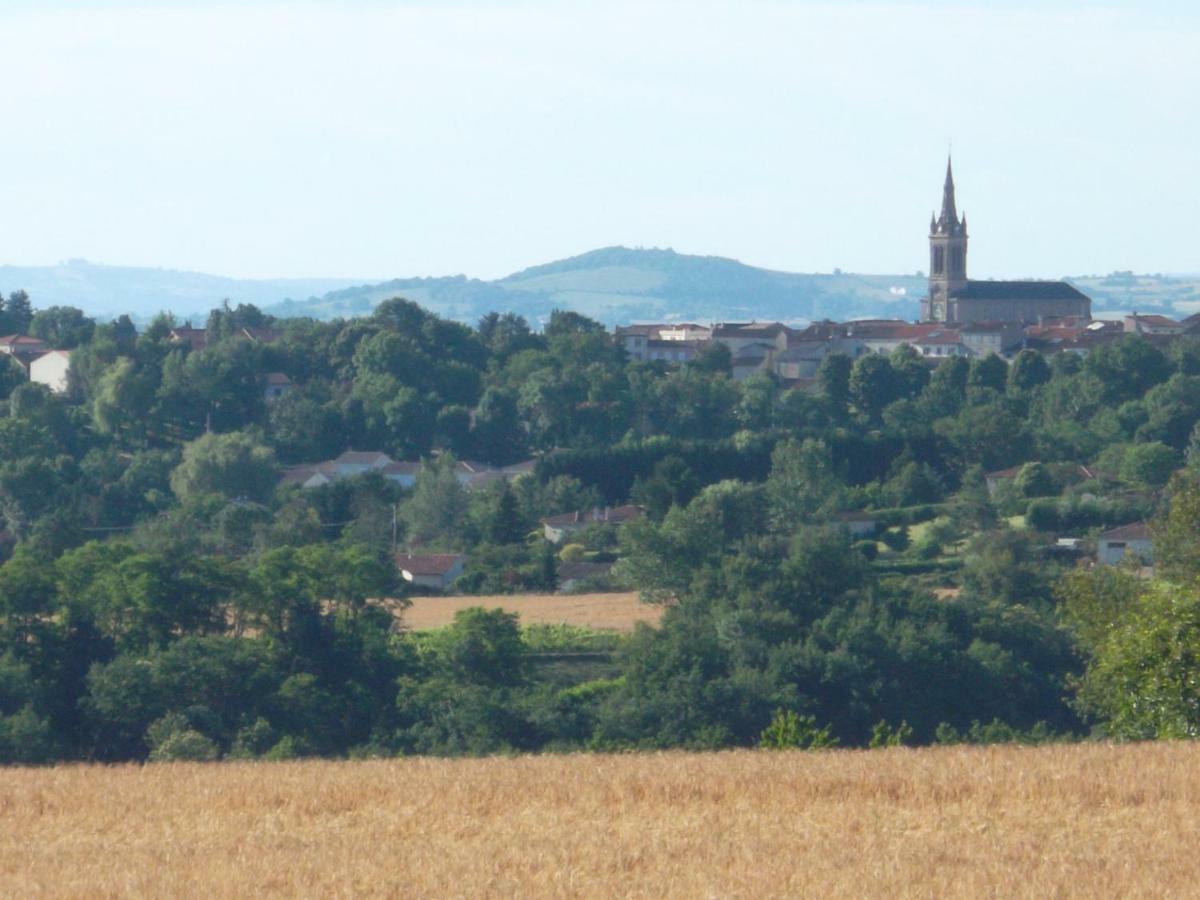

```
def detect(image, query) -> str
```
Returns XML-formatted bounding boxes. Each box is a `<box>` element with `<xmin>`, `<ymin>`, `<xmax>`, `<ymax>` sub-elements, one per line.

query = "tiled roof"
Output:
<box><xmin>1099</xmin><ymin>522</ymin><xmax>1153</xmax><ymax>541</ymax></box>
<box><xmin>1128</xmin><ymin>314</ymin><xmax>1180</xmax><ymax>327</ymax></box>
<box><xmin>952</xmin><ymin>280</ymin><xmax>1090</xmax><ymax>301</ymax></box>
<box><xmin>542</xmin><ymin>505</ymin><xmax>643</xmax><ymax>528</ymax></box>
<box><xmin>914</xmin><ymin>330</ymin><xmax>963</xmax><ymax>345</ymax></box>
<box><xmin>396</xmin><ymin>553</ymin><xmax>464</xmax><ymax>576</ymax></box>
<box><xmin>334</xmin><ymin>450</ymin><xmax>393</xmax><ymax>466</ymax></box>
<box><xmin>0</xmin><ymin>334</ymin><xmax>47</xmax><ymax>347</ymax></box>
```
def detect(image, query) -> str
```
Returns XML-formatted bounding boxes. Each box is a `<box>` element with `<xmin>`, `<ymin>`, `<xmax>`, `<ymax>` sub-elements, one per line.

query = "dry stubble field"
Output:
<box><xmin>3</xmin><ymin>742</ymin><xmax>1200</xmax><ymax>898</ymax></box>
<box><xmin>400</xmin><ymin>591</ymin><xmax>661</xmax><ymax>632</ymax></box>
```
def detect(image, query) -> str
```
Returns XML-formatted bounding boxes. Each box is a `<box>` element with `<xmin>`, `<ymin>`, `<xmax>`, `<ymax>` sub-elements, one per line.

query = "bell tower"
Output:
<box><xmin>924</xmin><ymin>157</ymin><xmax>968</xmax><ymax>322</ymax></box>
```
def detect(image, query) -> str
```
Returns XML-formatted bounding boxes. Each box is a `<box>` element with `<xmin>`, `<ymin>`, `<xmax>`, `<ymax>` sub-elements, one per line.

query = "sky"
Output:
<box><xmin>0</xmin><ymin>0</ymin><xmax>1197</xmax><ymax>282</ymax></box>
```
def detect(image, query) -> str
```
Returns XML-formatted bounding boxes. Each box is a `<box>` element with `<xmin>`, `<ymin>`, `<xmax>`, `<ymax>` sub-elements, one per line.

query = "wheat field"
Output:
<box><xmin>400</xmin><ymin>591</ymin><xmax>661</xmax><ymax>632</ymax></box>
<box><xmin>2</xmin><ymin>742</ymin><xmax>1198</xmax><ymax>898</ymax></box>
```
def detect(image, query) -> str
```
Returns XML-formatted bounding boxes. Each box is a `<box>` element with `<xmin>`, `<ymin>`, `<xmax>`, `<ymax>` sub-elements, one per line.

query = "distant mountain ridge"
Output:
<box><xmin>267</xmin><ymin>246</ymin><xmax>927</xmax><ymax>326</ymax></box>
<box><xmin>2</xmin><ymin>250</ymin><xmax>1197</xmax><ymax>327</ymax></box>
<box><xmin>0</xmin><ymin>259</ymin><xmax>360</xmax><ymax>323</ymax></box>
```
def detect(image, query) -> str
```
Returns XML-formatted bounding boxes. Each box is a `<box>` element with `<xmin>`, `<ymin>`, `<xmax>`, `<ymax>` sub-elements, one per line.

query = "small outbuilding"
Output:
<box><xmin>396</xmin><ymin>553</ymin><xmax>465</xmax><ymax>591</ymax></box>
<box><xmin>1096</xmin><ymin>522</ymin><xmax>1154</xmax><ymax>566</ymax></box>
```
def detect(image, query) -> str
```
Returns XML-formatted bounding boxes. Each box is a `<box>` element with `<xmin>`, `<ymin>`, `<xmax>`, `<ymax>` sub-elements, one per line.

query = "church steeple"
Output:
<box><xmin>933</xmin><ymin>156</ymin><xmax>966</xmax><ymax>237</ymax></box>
<box><xmin>924</xmin><ymin>155</ymin><xmax>969</xmax><ymax>322</ymax></box>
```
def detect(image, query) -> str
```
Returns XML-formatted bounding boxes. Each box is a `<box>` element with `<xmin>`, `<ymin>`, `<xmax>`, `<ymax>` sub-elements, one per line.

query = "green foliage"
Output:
<box><xmin>759</xmin><ymin>709</ymin><xmax>838</xmax><ymax>750</ymax></box>
<box><xmin>868</xmin><ymin>719</ymin><xmax>913</xmax><ymax>748</ymax></box>
<box><xmin>170</xmin><ymin>431</ymin><xmax>277</xmax><ymax>502</ymax></box>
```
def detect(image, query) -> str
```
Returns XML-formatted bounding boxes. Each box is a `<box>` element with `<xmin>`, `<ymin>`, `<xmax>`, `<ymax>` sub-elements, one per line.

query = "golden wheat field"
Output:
<box><xmin>400</xmin><ymin>591</ymin><xmax>661</xmax><ymax>632</ymax></box>
<box><xmin>3</xmin><ymin>743</ymin><xmax>1199</xmax><ymax>898</ymax></box>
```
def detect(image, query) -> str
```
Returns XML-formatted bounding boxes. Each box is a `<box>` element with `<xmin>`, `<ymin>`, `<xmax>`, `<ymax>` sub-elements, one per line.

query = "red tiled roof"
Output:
<box><xmin>0</xmin><ymin>334</ymin><xmax>47</xmax><ymax>348</ymax></box>
<box><xmin>395</xmin><ymin>553</ymin><xmax>464</xmax><ymax>576</ymax></box>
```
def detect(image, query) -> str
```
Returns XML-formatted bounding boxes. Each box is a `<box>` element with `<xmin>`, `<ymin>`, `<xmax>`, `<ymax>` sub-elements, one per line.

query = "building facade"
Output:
<box><xmin>920</xmin><ymin>159</ymin><xmax>1091</xmax><ymax>325</ymax></box>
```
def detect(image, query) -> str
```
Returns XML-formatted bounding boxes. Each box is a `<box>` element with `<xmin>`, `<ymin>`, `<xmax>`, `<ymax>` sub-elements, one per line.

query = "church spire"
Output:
<box><xmin>942</xmin><ymin>156</ymin><xmax>957</xmax><ymax>224</ymax></box>
<box><xmin>934</xmin><ymin>155</ymin><xmax>964</xmax><ymax>236</ymax></box>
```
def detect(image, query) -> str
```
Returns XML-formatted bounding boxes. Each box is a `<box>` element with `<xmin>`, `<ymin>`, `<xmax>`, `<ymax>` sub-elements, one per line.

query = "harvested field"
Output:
<box><xmin>400</xmin><ymin>590</ymin><xmax>661</xmax><ymax>632</ymax></box>
<box><xmin>3</xmin><ymin>742</ymin><xmax>1200</xmax><ymax>897</ymax></box>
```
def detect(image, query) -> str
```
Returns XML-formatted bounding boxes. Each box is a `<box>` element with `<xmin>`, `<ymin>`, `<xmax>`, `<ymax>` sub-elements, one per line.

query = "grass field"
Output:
<box><xmin>3</xmin><ymin>742</ymin><xmax>1200</xmax><ymax>897</ymax></box>
<box><xmin>401</xmin><ymin>591</ymin><xmax>661</xmax><ymax>632</ymax></box>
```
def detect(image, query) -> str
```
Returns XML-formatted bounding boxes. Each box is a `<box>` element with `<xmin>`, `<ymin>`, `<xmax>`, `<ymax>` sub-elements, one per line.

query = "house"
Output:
<box><xmin>542</xmin><ymin>505</ymin><xmax>643</xmax><ymax>543</ymax></box>
<box><xmin>380</xmin><ymin>461</ymin><xmax>421</xmax><ymax>489</ymax></box>
<box><xmin>29</xmin><ymin>350</ymin><xmax>71</xmax><ymax>394</ymax></box>
<box><xmin>557</xmin><ymin>561</ymin><xmax>614</xmax><ymax>592</ymax></box>
<box><xmin>263</xmin><ymin>372</ymin><xmax>292</xmax><ymax>401</ymax></box>
<box><xmin>730</xmin><ymin>343</ymin><xmax>776</xmax><ymax>381</ymax></box>
<box><xmin>773</xmin><ymin>342</ymin><xmax>833</xmax><ymax>380</ymax></box>
<box><xmin>396</xmin><ymin>553</ymin><xmax>465</xmax><ymax>591</ymax></box>
<box><xmin>712</xmin><ymin>322</ymin><xmax>792</xmax><ymax>356</ymax></box>
<box><xmin>0</xmin><ymin>334</ymin><xmax>48</xmax><ymax>360</ymax></box>
<box><xmin>913</xmin><ymin>328</ymin><xmax>968</xmax><ymax>359</ymax></box>
<box><xmin>959</xmin><ymin>321</ymin><xmax>1024</xmax><ymax>356</ymax></box>
<box><xmin>278</xmin><ymin>464</ymin><xmax>335</xmax><ymax>490</ymax></box>
<box><xmin>833</xmin><ymin>511</ymin><xmax>879</xmax><ymax>538</ymax></box>
<box><xmin>331</xmin><ymin>450</ymin><xmax>394</xmax><ymax>477</ymax></box>
<box><xmin>657</xmin><ymin>323</ymin><xmax>711</xmax><ymax>342</ymax></box>
<box><xmin>454</xmin><ymin>458</ymin><xmax>539</xmax><ymax>490</ymax></box>
<box><xmin>843</xmin><ymin>320</ymin><xmax>941</xmax><ymax>355</ymax></box>
<box><xmin>615</xmin><ymin>324</ymin><xmax>659</xmax><ymax>361</ymax></box>
<box><xmin>984</xmin><ymin>466</ymin><xmax>1023</xmax><ymax>497</ymax></box>
<box><xmin>168</xmin><ymin>325</ymin><xmax>207</xmax><ymax>351</ymax></box>
<box><xmin>1096</xmin><ymin>522</ymin><xmax>1154</xmax><ymax>566</ymax></box>
<box><xmin>1124</xmin><ymin>313</ymin><xmax>1182</xmax><ymax>336</ymax></box>
<box><xmin>645</xmin><ymin>339</ymin><xmax>705</xmax><ymax>364</ymax></box>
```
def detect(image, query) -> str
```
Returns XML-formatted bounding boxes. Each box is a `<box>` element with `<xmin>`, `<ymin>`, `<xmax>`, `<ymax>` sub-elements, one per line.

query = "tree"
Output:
<box><xmin>849</xmin><ymin>354</ymin><xmax>901</xmax><ymax>422</ymax></box>
<box><xmin>169</xmin><ymin>431</ymin><xmax>277</xmax><ymax>502</ymax></box>
<box><xmin>403</xmin><ymin>454</ymin><xmax>469</xmax><ymax>546</ymax></box>
<box><xmin>1069</xmin><ymin>580</ymin><xmax>1200</xmax><ymax>739</ymax></box>
<box><xmin>471</xmin><ymin>387</ymin><xmax>527</xmax><ymax>464</ymax></box>
<box><xmin>488</xmin><ymin>484</ymin><xmax>526</xmax><ymax>545</ymax></box>
<box><xmin>1153</xmin><ymin>469</ymin><xmax>1200</xmax><ymax>582</ymax></box>
<box><xmin>1008</xmin><ymin>349</ymin><xmax>1051</xmax><ymax>393</ymax></box>
<box><xmin>766</xmin><ymin>438</ymin><xmax>844</xmax><ymax>530</ymax></box>
<box><xmin>29</xmin><ymin>306</ymin><xmax>95</xmax><ymax>349</ymax></box>
<box><xmin>5</xmin><ymin>291</ymin><xmax>33</xmax><ymax>333</ymax></box>
<box><xmin>816</xmin><ymin>352</ymin><xmax>852</xmax><ymax>410</ymax></box>
<box><xmin>544</xmin><ymin>309</ymin><xmax>604</xmax><ymax>339</ymax></box>
<box><xmin>968</xmin><ymin>354</ymin><xmax>1008</xmax><ymax>394</ymax></box>
<box><xmin>425</xmin><ymin>608</ymin><xmax>527</xmax><ymax>686</ymax></box>
<box><xmin>889</xmin><ymin>344</ymin><xmax>930</xmax><ymax>400</ymax></box>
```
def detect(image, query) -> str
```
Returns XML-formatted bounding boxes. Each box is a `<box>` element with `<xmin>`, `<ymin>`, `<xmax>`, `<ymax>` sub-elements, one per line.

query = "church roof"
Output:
<box><xmin>951</xmin><ymin>280</ymin><xmax>1089</xmax><ymax>301</ymax></box>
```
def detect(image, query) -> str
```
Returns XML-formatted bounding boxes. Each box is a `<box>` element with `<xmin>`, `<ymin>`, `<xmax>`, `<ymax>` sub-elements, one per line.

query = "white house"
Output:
<box><xmin>396</xmin><ymin>553</ymin><xmax>465</xmax><ymax>591</ymax></box>
<box><xmin>833</xmin><ymin>511</ymin><xmax>879</xmax><ymax>538</ymax></box>
<box><xmin>29</xmin><ymin>350</ymin><xmax>71</xmax><ymax>394</ymax></box>
<box><xmin>1096</xmin><ymin>522</ymin><xmax>1154</xmax><ymax>566</ymax></box>
<box><xmin>542</xmin><ymin>505</ymin><xmax>643</xmax><ymax>543</ymax></box>
<box><xmin>331</xmin><ymin>451</ymin><xmax>394</xmax><ymax>477</ymax></box>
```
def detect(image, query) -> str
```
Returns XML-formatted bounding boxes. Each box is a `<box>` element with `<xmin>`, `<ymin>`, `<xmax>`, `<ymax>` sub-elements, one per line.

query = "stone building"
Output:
<box><xmin>920</xmin><ymin>159</ymin><xmax>1090</xmax><ymax>325</ymax></box>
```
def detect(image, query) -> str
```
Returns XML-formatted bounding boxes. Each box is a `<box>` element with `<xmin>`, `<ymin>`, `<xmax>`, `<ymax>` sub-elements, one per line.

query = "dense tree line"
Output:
<box><xmin>2</xmin><ymin>292</ymin><xmax>1200</xmax><ymax>761</ymax></box>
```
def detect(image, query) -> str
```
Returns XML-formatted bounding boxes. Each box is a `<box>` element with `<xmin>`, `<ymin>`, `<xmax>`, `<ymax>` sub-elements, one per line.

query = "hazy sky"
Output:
<box><xmin>2</xmin><ymin>1</ymin><xmax>1197</xmax><ymax>281</ymax></box>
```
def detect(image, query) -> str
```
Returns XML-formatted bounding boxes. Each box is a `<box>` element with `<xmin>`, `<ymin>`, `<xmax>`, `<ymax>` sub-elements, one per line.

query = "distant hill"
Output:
<box><xmin>3</xmin><ymin>251</ymin><xmax>1197</xmax><ymax>327</ymax></box>
<box><xmin>0</xmin><ymin>260</ymin><xmax>360</xmax><ymax>323</ymax></box>
<box><xmin>266</xmin><ymin>246</ymin><xmax>926</xmax><ymax>326</ymax></box>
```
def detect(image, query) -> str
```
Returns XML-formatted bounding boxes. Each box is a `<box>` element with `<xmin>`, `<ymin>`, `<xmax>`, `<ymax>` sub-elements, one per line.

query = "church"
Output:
<box><xmin>920</xmin><ymin>159</ymin><xmax>1091</xmax><ymax>324</ymax></box>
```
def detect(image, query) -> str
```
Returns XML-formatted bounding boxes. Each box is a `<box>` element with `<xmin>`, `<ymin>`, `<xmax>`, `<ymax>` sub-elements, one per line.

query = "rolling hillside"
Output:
<box><xmin>0</xmin><ymin>259</ymin><xmax>360</xmax><ymax>323</ymax></box>
<box><xmin>267</xmin><ymin>246</ymin><xmax>926</xmax><ymax>326</ymax></box>
<box><xmin>3</xmin><ymin>251</ymin><xmax>1196</xmax><ymax>328</ymax></box>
